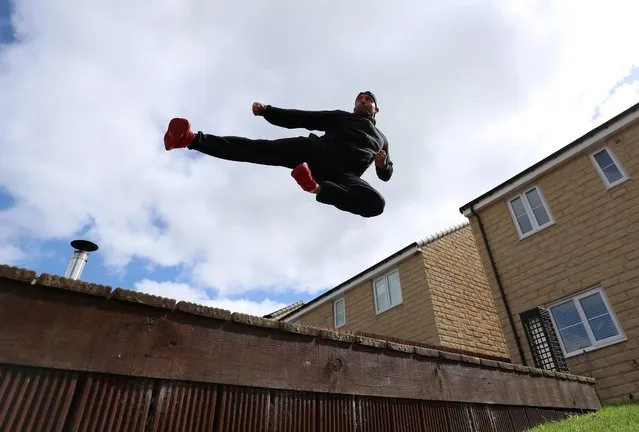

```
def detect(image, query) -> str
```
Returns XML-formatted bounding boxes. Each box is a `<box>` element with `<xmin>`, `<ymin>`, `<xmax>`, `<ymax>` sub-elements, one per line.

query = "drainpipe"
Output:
<box><xmin>470</xmin><ymin>206</ymin><xmax>527</xmax><ymax>366</ymax></box>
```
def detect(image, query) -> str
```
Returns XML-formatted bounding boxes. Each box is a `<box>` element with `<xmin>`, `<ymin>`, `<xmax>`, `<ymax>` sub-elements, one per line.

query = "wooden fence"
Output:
<box><xmin>0</xmin><ymin>265</ymin><xmax>601</xmax><ymax>431</ymax></box>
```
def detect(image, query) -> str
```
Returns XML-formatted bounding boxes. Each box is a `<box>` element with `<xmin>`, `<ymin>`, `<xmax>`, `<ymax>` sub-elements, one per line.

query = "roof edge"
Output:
<box><xmin>263</xmin><ymin>300</ymin><xmax>305</xmax><ymax>319</ymax></box>
<box><xmin>282</xmin><ymin>242</ymin><xmax>421</xmax><ymax>322</ymax></box>
<box><xmin>416</xmin><ymin>221</ymin><xmax>469</xmax><ymax>246</ymax></box>
<box><xmin>459</xmin><ymin>101</ymin><xmax>639</xmax><ymax>215</ymax></box>
<box><xmin>283</xmin><ymin>221</ymin><xmax>471</xmax><ymax>323</ymax></box>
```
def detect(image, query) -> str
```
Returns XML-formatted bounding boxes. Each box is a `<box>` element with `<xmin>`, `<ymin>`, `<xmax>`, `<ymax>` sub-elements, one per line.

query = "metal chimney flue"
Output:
<box><xmin>64</xmin><ymin>239</ymin><xmax>99</xmax><ymax>280</ymax></box>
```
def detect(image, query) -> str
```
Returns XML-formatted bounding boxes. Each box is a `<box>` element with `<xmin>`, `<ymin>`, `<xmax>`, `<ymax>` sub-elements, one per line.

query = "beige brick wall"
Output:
<box><xmin>469</xmin><ymin>119</ymin><xmax>639</xmax><ymax>403</ymax></box>
<box><xmin>291</xmin><ymin>253</ymin><xmax>441</xmax><ymax>347</ymax></box>
<box><xmin>422</xmin><ymin>225</ymin><xmax>509</xmax><ymax>359</ymax></box>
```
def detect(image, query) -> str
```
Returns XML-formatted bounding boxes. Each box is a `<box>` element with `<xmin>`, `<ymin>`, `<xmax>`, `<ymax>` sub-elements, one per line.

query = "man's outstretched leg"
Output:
<box><xmin>291</xmin><ymin>164</ymin><xmax>386</xmax><ymax>218</ymax></box>
<box><xmin>164</xmin><ymin>117</ymin><xmax>323</xmax><ymax>169</ymax></box>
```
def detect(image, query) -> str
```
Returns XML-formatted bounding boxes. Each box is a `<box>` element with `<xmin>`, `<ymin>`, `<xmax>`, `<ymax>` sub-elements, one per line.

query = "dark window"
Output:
<box><xmin>520</xmin><ymin>307</ymin><xmax>569</xmax><ymax>372</ymax></box>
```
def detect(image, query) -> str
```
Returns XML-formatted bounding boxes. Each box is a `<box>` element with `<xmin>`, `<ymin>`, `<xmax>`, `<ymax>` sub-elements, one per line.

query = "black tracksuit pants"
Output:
<box><xmin>188</xmin><ymin>132</ymin><xmax>385</xmax><ymax>217</ymax></box>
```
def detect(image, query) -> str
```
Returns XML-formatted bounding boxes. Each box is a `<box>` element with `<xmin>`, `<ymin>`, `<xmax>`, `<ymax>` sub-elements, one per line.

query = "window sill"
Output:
<box><xmin>564</xmin><ymin>336</ymin><xmax>628</xmax><ymax>359</ymax></box>
<box><xmin>605</xmin><ymin>176</ymin><xmax>630</xmax><ymax>190</ymax></box>
<box><xmin>517</xmin><ymin>220</ymin><xmax>556</xmax><ymax>241</ymax></box>
<box><xmin>375</xmin><ymin>302</ymin><xmax>403</xmax><ymax>316</ymax></box>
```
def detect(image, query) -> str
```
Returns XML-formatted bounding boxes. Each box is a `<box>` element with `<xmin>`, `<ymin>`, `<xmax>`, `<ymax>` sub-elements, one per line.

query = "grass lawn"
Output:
<box><xmin>529</xmin><ymin>401</ymin><xmax>639</xmax><ymax>431</ymax></box>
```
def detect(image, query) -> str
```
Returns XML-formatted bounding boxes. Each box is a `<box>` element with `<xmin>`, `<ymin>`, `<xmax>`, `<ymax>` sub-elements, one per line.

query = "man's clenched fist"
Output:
<box><xmin>374</xmin><ymin>149</ymin><xmax>387</xmax><ymax>167</ymax></box>
<box><xmin>252</xmin><ymin>102</ymin><xmax>265</xmax><ymax>116</ymax></box>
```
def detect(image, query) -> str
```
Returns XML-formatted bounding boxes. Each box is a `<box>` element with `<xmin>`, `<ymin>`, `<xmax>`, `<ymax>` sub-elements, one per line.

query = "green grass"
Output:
<box><xmin>529</xmin><ymin>401</ymin><xmax>639</xmax><ymax>431</ymax></box>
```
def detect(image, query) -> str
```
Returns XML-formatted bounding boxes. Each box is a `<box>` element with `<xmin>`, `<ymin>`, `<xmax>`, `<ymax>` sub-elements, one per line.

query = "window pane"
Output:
<box><xmin>594</xmin><ymin>149</ymin><xmax>614</xmax><ymax>167</ymax></box>
<box><xmin>516</xmin><ymin>214</ymin><xmax>534</xmax><ymax>233</ymax></box>
<box><xmin>525</xmin><ymin>188</ymin><xmax>543</xmax><ymax>208</ymax></box>
<box><xmin>510</xmin><ymin>197</ymin><xmax>527</xmax><ymax>217</ymax></box>
<box><xmin>387</xmin><ymin>271</ymin><xmax>402</xmax><ymax>306</ymax></box>
<box><xmin>558</xmin><ymin>324</ymin><xmax>592</xmax><ymax>353</ymax></box>
<box><xmin>594</xmin><ymin>150</ymin><xmax>624</xmax><ymax>184</ymax></box>
<box><xmin>376</xmin><ymin>294</ymin><xmax>390</xmax><ymax>311</ymax></box>
<box><xmin>531</xmin><ymin>206</ymin><xmax>550</xmax><ymax>226</ymax></box>
<box><xmin>551</xmin><ymin>301</ymin><xmax>582</xmax><ymax>329</ymax></box>
<box><xmin>588</xmin><ymin>315</ymin><xmax>618</xmax><ymax>341</ymax></box>
<box><xmin>525</xmin><ymin>189</ymin><xmax>550</xmax><ymax>226</ymax></box>
<box><xmin>578</xmin><ymin>292</ymin><xmax>618</xmax><ymax>340</ymax></box>
<box><xmin>510</xmin><ymin>197</ymin><xmax>533</xmax><ymax>233</ymax></box>
<box><xmin>334</xmin><ymin>300</ymin><xmax>345</xmax><ymax>326</ymax></box>
<box><xmin>603</xmin><ymin>164</ymin><xmax>624</xmax><ymax>184</ymax></box>
<box><xmin>375</xmin><ymin>279</ymin><xmax>390</xmax><ymax>311</ymax></box>
<box><xmin>579</xmin><ymin>293</ymin><xmax>608</xmax><ymax>319</ymax></box>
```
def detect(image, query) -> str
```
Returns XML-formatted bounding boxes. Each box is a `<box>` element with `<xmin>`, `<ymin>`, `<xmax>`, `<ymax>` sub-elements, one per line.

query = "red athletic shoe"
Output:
<box><xmin>291</xmin><ymin>163</ymin><xmax>318</xmax><ymax>192</ymax></box>
<box><xmin>164</xmin><ymin>118</ymin><xmax>196</xmax><ymax>151</ymax></box>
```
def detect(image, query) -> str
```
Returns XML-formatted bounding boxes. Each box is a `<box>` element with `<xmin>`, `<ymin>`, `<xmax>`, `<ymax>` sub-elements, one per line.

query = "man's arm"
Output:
<box><xmin>254</xmin><ymin>103</ymin><xmax>342</xmax><ymax>131</ymax></box>
<box><xmin>374</xmin><ymin>139</ymin><xmax>393</xmax><ymax>181</ymax></box>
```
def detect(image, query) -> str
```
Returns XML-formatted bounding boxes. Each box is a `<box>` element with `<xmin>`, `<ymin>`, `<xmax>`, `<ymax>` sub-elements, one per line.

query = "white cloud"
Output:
<box><xmin>0</xmin><ymin>243</ymin><xmax>24</xmax><ymax>264</ymax></box>
<box><xmin>0</xmin><ymin>0</ymin><xmax>638</xmax><ymax>301</ymax></box>
<box><xmin>597</xmin><ymin>81</ymin><xmax>639</xmax><ymax>121</ymax></box>
<box><xmin>133</xmin><ymin>279</ymin><xmax>286</xmax><ymax>316</ymax></box>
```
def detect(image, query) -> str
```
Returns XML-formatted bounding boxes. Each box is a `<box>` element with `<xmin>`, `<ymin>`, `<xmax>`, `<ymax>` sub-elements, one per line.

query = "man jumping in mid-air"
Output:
<box><xmin>163</xmin><ymin>91</ymin><xmax>393</xmax><ymax>218</ymax></box>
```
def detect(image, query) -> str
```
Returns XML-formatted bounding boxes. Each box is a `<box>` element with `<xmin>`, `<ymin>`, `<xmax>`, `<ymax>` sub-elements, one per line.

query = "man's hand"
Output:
<box><xmin>374</xmin><ymin>149</ymin><xmax>387</xmax><ymax>167</ymax></box>
<box><xmin>252</xmin><ymin>102</ymin><xmax>265</xmax><ymax>116</ymax></box>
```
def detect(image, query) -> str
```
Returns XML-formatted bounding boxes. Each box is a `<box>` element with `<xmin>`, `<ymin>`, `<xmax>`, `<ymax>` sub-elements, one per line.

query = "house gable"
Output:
<box><xmin>283</xmin><ymin>223</ymin><xmax>473</xmax><ymax>323</ymax></box>
<box><xmin>282</xmin><ymin>223</ymin><xmax>511</xmax><ymax>360</ymax></box>
<box><xmin>459</xmin><ymin>101</ymin><xmax>639</xmax><ymax>216</ymax></box>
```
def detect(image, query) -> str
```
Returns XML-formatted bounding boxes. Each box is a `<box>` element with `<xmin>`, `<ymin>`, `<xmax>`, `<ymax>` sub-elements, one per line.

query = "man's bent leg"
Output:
<box><xmin>314</xmin><ymin>175</ymin><xmax>386</xmax><ymax>218</ymax></box>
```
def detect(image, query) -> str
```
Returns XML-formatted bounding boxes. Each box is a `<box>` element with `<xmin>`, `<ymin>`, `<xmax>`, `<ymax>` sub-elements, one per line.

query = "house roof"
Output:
<box><xmin>459</xmin><ymin>100</ymin><xmax>639</xmax><ymax>216</ymax></box>
<box><xmin>282</xmin><ymin>221</ymin><xmax>470</xmax><ymax>322</ymax></box>
<box><xmin>262</xmin><ymin>300</ymin><xmax>305</xmax><ymax>319</ymax></box>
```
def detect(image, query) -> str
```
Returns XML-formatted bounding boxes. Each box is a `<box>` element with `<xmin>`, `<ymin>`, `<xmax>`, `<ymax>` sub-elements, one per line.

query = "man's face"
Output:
<box><xmin>354</xmin><ymin>92</ymin><xmax>379</xmax><ymax>117</ymax></box>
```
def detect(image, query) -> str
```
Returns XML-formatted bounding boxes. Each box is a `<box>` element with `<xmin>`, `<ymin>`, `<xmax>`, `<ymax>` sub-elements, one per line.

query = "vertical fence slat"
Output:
<box><xmin>0</xmin><ymin>364</ymin><xmax>77</xmax><ymax>432</ymax></box>
<box><xmin>0</xmin><ymin>362</ymin><xmax>594</xmax><ymax>431</ymax></box>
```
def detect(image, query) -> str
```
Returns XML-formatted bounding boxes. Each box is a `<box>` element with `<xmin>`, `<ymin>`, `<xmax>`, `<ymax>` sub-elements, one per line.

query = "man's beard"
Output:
<box><xmin>354</xmin><ymin>105</ymin><xmax>373</xmax><ymax>117</ymax></box>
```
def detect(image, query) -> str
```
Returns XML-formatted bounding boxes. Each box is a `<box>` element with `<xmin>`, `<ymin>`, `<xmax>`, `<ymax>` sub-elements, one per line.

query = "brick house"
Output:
<box><xmin>277</xmin><ymin>223</ymin><xmax>510</xmax><ymax>361</ymax></box>
<box><xmin>459</xmin><ymin>101</ymin><xmax>639</xmax><ymax>403</ymax></box>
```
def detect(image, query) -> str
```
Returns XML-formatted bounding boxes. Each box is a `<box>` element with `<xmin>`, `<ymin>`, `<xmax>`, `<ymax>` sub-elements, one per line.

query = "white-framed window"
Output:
<box><xmin>373</xmin><ymin>269</ymin><xmax>402</xmax><ymax>314</ymax></box>
<box><xmin>507</xmin><ymin>186</ymin><xmax>554</xmax><ymax>239</ymax></box>
<box><xmin>333</xmin><ymin>297</ymin><xmax>345</xmax><ymax>328</ymax></box>
<box><xmin>547</xmin><ymin>286</ymin><xmax>626</xmax><ymax>358</ymax></box>
<box><xmin>590</xmin><ymin>147</ymin><xmax>629</xmax><ymax>189</ymax></box>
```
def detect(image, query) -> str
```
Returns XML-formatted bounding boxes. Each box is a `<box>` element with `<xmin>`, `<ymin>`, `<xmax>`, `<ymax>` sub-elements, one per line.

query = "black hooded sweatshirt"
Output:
<box><xmin>261</xmin><ymin>105</ymin><xmax>393</xmax><ymax>181</ymax></box>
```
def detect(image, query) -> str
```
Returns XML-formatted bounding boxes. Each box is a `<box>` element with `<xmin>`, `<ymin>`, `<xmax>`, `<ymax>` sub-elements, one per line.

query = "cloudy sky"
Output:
<box><xmin>1</xmin><ymin>0</ymin><xmax>638</xmax><ymax>316</ymax></box>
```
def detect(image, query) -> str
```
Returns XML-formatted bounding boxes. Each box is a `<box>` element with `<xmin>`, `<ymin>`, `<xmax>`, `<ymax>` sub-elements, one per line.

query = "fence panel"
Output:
<box><xmin>0</xmin><ymin>364</ymin><xmax>77</xmax><ymax>432</ymax></box>
<box><xmin>64</xmin><ymin>373</ymin><xmax>153</xmax><ymax>432</ymax></box>
<box><xmin>0</xmin><ymin>363</ymin><xmax>588</xmax><ymax>432</ymax></box>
